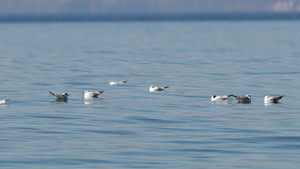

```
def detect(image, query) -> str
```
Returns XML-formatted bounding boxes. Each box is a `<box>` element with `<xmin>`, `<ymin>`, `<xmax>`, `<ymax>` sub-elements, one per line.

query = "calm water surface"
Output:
<box><xmin>0</xmin><ymin>21</ymin><xmax>300</xmax><ymax>168</ymax></box>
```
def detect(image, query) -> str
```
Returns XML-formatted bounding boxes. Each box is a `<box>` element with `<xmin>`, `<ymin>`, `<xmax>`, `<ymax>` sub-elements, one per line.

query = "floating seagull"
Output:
<box><xmin>108</xmin><ymin>80</ymin><xmax>127</xmax><ymax>85</ymax></box>
<box><xmin>211</xmin><ymin>95</ymin><xmax>233</xmax><ymax>101</ymax></box>
<box><xmin>49</xmin><ymin>91</ymin><xmax>69</xmax><ymax>101</ymax></box>
<box><xmin>0</xmin><ymin>99</ymin><xmax>10</xmax><ymax>105</ymax></box>
<box><xmin>232</xmin><ymin>94</ymin><xmax>251</xmax><ymax>103</ymax></box>
<box><xmin>264</xmin><ymin>95</ymin><xmax>284</xmax><ymax>103</ymax></box>
<box><xmin>82</xmin><ymin>90</ymin><xmax>104</xmax><ymax>99</ymax></box>
<box><xmin>149</xmin><ymin>85</ymin><xmax>169</xmax><ymax>92</ymax></box>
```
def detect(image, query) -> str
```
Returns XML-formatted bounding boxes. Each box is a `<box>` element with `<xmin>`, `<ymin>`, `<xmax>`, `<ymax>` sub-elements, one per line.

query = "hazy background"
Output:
<box><xmin>1</xmin><ymin>0</ymin><xmax>300</xmax><ymax>21</ymax></box>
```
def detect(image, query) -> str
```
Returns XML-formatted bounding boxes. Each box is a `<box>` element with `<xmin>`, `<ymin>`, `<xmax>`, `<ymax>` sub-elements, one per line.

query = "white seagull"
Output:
<box><xmin>0</xmin><ymin>99</ymin><xmax>10</xmax><ymax>105</ymax></box>
<box><xmin>149</xmin><ymin>85</ymin><xmax>169</xmax><ymax>92</ymax></box>
<box><xmin>108</xmin><ymin>80</ymin><xmax>127</xmax><ymax>85</ymax></box>
<box><xmin>211</xmin><ymin>95</ymin><xmax>233</xmax><ymax>101</ymax></box>
<box><xmin>232</xmin><ymin>94</ymin><xmax>251</xmax><ymax>103</ymax></box>
<box><xmin>49</xmin><ymin>91</ymin><xmax>69</xmax><ymax>101</ymax></box>
<box><xmin>264</xmin><ymin>95</ymin><xmax>284</xmax><ymax>103</ymax></box>
<box><xmin>83</xmin><ymin>90</ymin><xmax>104</xmax><ymax>99</ymax></box>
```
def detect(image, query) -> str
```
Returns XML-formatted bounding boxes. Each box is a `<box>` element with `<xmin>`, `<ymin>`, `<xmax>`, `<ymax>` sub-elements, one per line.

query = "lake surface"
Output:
<box><xmin>0</xmin><ymin>20</ymin><xmax>300</xmax><ymax>168</ymax></box>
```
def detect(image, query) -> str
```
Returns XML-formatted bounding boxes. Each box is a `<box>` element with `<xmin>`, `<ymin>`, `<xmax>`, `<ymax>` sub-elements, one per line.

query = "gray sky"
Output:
<box><xmin>0</xmin><ymin>0</ymin><xmax>300</xmax><ymax>15</ymax></box>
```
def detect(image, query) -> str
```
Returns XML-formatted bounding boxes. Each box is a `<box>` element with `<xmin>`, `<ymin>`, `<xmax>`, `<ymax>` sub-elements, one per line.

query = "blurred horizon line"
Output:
<box><xmin>1</xmin><ymin>12</ymin><xmax>300</xmax><ymax>22</ymax></box>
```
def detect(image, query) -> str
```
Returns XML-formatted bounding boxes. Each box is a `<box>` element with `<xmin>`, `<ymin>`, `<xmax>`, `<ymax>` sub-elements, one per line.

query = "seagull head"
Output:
<box><xmin>82</xmin><ymin>90</ymin><xmax>89</xmax><ymax>94</ymax></box>
<box><xmin>63</xmin><ymin>93</ymin><xmax>70</xmax><ymax>96</ymax></box>
<box><xmin>264</xmin><ymin>95</ymin><xmax>270</xmax><ymax>102</ymax></box>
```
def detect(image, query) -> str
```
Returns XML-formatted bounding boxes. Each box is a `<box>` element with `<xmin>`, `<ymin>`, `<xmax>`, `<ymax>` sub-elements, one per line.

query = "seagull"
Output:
<box><xmin>108</xmin><ymin>80</ymin><xmax>127</xmax><ymax>85</ymax></box>
<box><xmin>49</xmin><ymin>91</ymin><xmax>69</xmax><ymax>101</ymax></box>
<box><xmin>211</xmin><ymin>95</ymin><xmax>233</xmax><ymax>101</ymax></box>
<box><xmin>149</xmin><ymin>85</ymin><xmax>169</xmax><ymax>92</ymax></box>
<box><xmin>264</xmin><ymin>95</ymin><xmax>284</xmax><ymax>103</ymax></box>
<box><xmin>0</xmin><ymin>99</ymin><xmax>10</xmax><ymax>105</ymax></box>
<box><xmin>232</xmin><ymin>94</ymin><xmax>251</xmax><ymax>103</ymax></box>
<box><xmin>82</xmin><ymin>90</ymin><xmax>104</xmax><ymax>99</ymax></box>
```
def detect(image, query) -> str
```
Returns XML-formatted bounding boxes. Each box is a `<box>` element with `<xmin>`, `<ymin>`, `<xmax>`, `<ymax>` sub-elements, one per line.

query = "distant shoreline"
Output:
<box><xmin>1</xmin><ymin>12</ymin><xmax>300</xmax><ymax>22</ymax></box>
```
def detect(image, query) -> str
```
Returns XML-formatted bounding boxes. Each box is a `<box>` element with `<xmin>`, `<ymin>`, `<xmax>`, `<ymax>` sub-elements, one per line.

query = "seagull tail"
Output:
<box><xmin>5</xmin><ymin>99</ymin><xmax>10</xmax><ymax>103</ymax></box>
<box><xmin>49</xmin><ymin>91</ymin><xmax>55</xmax><ymax>96</ymax></box>
<box><xmin>230</xmin><ymin>94</ymin><xmax>237</xmax><ymax>98</ymax></box>
<box><xmin>164</xmin><ymin>86</ymin><xmax>169</xmax><ymax>89</ymax></box>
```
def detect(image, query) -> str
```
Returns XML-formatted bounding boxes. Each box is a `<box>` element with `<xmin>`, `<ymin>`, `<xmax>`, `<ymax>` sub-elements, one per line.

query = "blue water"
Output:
<box><xmin>0</xmin><ymin>21</ymin><xmax>300</xmax><ymax>168</ymax></box>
